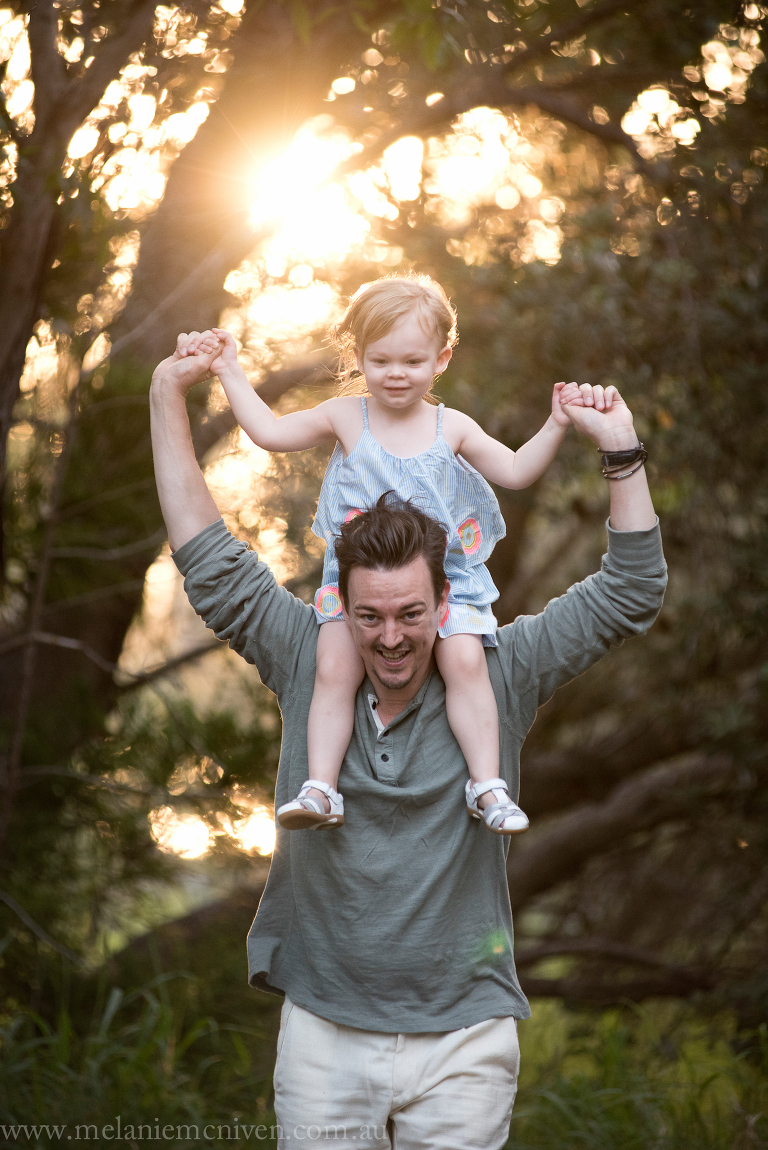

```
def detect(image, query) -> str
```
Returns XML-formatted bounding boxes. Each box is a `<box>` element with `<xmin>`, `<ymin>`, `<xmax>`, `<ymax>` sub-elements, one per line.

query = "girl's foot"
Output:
<box><xmin>277</xmin><ymin>780</ymin><xmax>345</xmax><ymax>830</ymax></box>
<box><xmin>465</xmin><ymin>778</ymin><xmax>529</xmax><ymax>835</ymax></box>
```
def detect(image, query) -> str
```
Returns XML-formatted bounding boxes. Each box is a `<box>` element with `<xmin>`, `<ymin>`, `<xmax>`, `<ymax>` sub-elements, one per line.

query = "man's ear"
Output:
<box><xmin>438</xmin><ymin>579</ymin><xmax>450</xmax><ymax>614</ymax></box>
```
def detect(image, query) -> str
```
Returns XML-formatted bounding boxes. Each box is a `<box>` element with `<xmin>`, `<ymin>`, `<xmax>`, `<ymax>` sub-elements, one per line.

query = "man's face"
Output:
<box><xmin>343</xmin><ymin>558</ymin><xmax>450</xmax><ymax>698</ymax></box>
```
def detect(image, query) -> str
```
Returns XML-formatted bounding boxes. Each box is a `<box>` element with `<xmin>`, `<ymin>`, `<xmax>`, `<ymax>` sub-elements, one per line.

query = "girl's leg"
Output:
<box><xmin>434</xmin><ymin>634</ymin><xmax>500</xmax><ymax>807</ymax></box>
<box><xmin>304</xmin><ymin>620</ymin><xmax>365</xmax><ymax>810</ymax></box>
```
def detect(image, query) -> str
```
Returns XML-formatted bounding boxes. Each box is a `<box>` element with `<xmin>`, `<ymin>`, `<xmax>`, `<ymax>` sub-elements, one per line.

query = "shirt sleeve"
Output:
<box><xmin>171</xmin><ymin>518</ymin><xmax>316</xmax><ymax>696</ymax></box>
<box><xmin>496</xmin><ymin>519</ymin><xmax>667</xmax><ymax>710</ymax></box>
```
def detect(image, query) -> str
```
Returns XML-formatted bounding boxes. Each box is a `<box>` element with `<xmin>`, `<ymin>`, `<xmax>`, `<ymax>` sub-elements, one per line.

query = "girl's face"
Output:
<box><xmin>356</xmin><ymin>314</ymin><xmax>451</xmax><ymax>410</ymax></box>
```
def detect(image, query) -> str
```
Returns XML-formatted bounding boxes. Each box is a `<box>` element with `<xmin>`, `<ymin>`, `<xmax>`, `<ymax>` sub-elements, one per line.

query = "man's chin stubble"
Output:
<box><xmin>371</xmin><ymin>654</ymin><xmax>417</xmax><ymax>692</ymax></box>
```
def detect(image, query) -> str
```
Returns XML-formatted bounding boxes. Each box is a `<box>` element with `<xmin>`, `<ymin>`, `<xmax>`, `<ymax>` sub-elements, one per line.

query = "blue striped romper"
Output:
<box><xmin>311</xmin><ymin>397</ymin><xmax>506</xmax><ymax>647</ymax></box>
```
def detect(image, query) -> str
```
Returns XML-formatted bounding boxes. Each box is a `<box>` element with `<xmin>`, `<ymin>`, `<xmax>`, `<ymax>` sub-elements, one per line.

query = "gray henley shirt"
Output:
<box><xmin>173</xmin><ymin>517</ymin><xmax>667</xmax><ymax>1033</ymax></box>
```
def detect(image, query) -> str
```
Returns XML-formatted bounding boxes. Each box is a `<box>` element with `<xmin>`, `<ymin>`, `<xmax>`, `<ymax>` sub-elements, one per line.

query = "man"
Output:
<box><xmin>150</xmin><ymin>333</ymin><xmax>666</xmax><ymax>1149</ymax></box>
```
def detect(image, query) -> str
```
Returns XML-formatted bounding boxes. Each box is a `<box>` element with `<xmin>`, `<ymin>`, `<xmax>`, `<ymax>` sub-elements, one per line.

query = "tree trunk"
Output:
<box><xmin>0</xmin><ymin>0</ymin><xmax>161</xmax><ymax>565</ymax></box>
<box><xmin>0</xmin><ymin>0</ymin><xmax>387</xmax><ymax>770</ymax></box>
<box><xmin>110</xmin><ymin>0</ymin><xmax>392</xmax><ymax>361</ymax></box>
<box><xmin>0</xmin><ymin>143</ymin><xmax>63</xmax><ymax>539</ymax></box>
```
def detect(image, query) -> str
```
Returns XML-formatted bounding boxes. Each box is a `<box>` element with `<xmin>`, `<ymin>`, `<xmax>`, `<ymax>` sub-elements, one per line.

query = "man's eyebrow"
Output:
<box><xmin>352</xmin><ymin>598</ymin><xmax>428</xmax><ymax>614</ymax></box>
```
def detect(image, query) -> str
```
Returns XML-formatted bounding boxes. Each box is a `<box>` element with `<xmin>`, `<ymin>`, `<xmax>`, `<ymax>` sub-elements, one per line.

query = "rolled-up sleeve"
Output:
<box><xmin>172</xmin><ymin>518</ymin><xmax>316</xmax><ymax>696</ymax></box>
<box><xmin>499</xmin><ymin>519</ymin><xmax>667</xmax><ymax>709</ymax></box>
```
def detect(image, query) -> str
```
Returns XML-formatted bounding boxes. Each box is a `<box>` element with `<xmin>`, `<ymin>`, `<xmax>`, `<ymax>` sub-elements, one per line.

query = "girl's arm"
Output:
<box><xmin>204</xmin><ymin>328</ymin><xmax>338</xmax><ymax>451</ymax></box>
<box><xmin>448</xmin><ymin>382</ymin><xmax>580</xmax><ymax>489</ymax></box>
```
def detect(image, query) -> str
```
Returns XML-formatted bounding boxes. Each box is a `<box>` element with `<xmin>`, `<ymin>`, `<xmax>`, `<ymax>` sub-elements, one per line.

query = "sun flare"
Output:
<box><xmin>149</xmin><ymin>799</ymin><xmax>276</xmax><ymax>860</ymax></box>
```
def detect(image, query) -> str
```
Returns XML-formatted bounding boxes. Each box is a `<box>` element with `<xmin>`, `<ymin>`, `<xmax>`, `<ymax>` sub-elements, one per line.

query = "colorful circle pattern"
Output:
<box><xmin>458</xmin><ymin>517</ymin><xmax>482</xmax><ymax>555</ymax></box>
<box><xmin>315</xmin><ymin>585</ymin><xmax>343</xmax><ymax>618</ymax></box>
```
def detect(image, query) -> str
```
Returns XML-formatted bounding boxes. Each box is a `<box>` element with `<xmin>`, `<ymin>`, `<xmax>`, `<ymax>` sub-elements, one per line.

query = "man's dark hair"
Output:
<box><xmin>336</xmin><ymin>495</ymin><xmax>447</xmax><ymax>607</ymax></box>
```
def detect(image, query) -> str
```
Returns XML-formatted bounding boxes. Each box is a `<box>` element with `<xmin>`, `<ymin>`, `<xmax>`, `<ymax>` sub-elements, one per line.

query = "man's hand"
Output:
<box><xmin>561</xmin><ymin>383</ymin><xmax>640</xmax><ymax>452</ymax></box>
<box><xmin>150</xmin><ymin>331</ymin><xmax>224</xmax><ymax>551</ymax></box>
<box><xmin>561</xmin><ymin>383</ymin><xmax>654</xmax><ymax>530</ymax></box>
<box><xmin>152</xmin><ymin>330</ymin><xmax>222</xmax><ymax>397</ymax></box>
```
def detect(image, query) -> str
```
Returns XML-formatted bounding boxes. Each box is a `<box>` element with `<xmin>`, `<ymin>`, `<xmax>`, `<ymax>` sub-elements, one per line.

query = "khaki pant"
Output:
<box><xmin>273</xmin><ymin>998</ymin><xmax>520</xmax><ymax>1149</ymax></box>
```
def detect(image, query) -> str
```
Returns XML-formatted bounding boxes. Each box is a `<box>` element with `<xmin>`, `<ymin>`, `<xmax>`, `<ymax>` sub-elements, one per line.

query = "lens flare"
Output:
<box><xmin>150</xmin><ymin>806</ymin><xmax>213</xmax><ymax>859</ymax></box>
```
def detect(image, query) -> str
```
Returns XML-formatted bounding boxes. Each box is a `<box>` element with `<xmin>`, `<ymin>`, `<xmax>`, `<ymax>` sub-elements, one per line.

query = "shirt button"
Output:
<box><xmin>381</xmin><ymin>754</ymin><xmax>389</xmax><ymax>762</ymax></box>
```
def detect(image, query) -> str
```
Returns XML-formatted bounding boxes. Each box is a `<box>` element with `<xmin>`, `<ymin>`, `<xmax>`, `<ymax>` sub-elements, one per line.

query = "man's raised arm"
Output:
<box><xmin>563</xmin><ymin>382</ymin><xmax>656</xmax><ymax>532</ymax></box>
<box><xmin>150</xmin><ymin>330</ymin><xmax>316</xmax><ymax>697</ymax></box>
<box><xmin>495</xmin><ymin>384</ymin><xmax>666</xmax><ymax>711</ymax></box>
<box><xmin>150</xmin><ymin>331</ymin><xmax>222</xmax><ymax>552</ymax></box>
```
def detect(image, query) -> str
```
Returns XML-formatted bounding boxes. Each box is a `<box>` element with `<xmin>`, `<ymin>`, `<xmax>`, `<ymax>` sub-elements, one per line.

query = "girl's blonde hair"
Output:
<box><xmin>330</xmin><ymin>274</ymin><xmax>458</xmax><ymax>405</ymax></box>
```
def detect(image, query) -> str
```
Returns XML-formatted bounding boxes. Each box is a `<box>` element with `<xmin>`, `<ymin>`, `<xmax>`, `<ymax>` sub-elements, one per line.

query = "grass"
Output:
<box><xmin>509</xmin><ymin>1000</ymin><xmax>768</xmax><ymax>1149</ymax></box>
<box><xmin>1</xmin><ymin>973</ymin><xmax>766</xmax><ymax>1148</ymax></box>
<box><xmin>0</xmin><ymin>974</ymin><xmax>281</xmax><ymax>1148</ymax></box>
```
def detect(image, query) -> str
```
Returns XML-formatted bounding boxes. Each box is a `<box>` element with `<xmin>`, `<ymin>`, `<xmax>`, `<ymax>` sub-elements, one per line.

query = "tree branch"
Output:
<box><xmin>191</xmin><ymin>357</ymin><xmax>334</xmax><ymax>459</ymax></box>
<box><xmin>0</xmin><ymin>88</ymin><xmax>22</xmax><ymax>146</ymax></box>
<box><xmin>92</xmin><ymin>219</ymin><xmax>257</xmax><ymax>379</ymax></box>
<box><xmin>27</xmin><ymin>0</ymin><xmax>67</xmax><ymax>133</ymax></box>
<box><xmin>0</xmin><ymin>629</ymin><xmax>117</xmax><ymax>672</ymax></box>
<box><xmin>20</xmin><ymin>765</ymin><xmax>160</xmax><ymax>796</ymax></box>
<box><xmin>78</xmin><ymin>395</ymin><xmax>150</xmax><ymax>417</ymax></box>
<box><xmin>56</xmin><ymin>478</ymin><xmax>157</xmax><ymax>522</ymax></box>
<box><xmin>333</xmin><ymin>76</ymin><xmax>650</xmax><ymax>184</ymax></box>
<box><xmin>59</xmin><ymin>0</ymin><xmax>159</xmax><ymax>137</ymax></box>
<box><xmin>495</xmin><ymin>505</ymin><xmax>601</xmax><ymax>622</ymax></box>
<box><xmin>507</xmin><ymin>753</ymin><xmax>739</xmax><ymax>908</ymax></box>
<box><xmin>519</xmin><ymin>970</ymin><xmax>714</xmax><ymax>1003</ymax></box>
<box><xmin>49</xmin><ymin>526</ymin><xmax>166</xmax><ymax>561</ymax></box>
<box><xmin>2</xmin><ymin>372</ymin><xmax>85</xmax><ymax>852</ymax></box>
<box><xmin>332</xmin><ymin>0</ymin><xmax>653</xmax><ymax>182</ymax></box>
<box><xmin>40</xmin><ymin>579</ymin><xmax>147</xmax><ymax>616</ymax></box>
<box><xmin>515</xmin><ymin>935</ymin><xmax>705</xmax><ymax>974</ymax></box>
<box><xmin>519</xmin><ymin>716</ymin><xmax>699</xmax><ymax>820</ymax></box>
<box><xmin>19</xmin><ymin>764</ymin><xmax>225</xmax><ymax>802</ymax></box>
<box><xmin>0</xmin><ymin>887</ymin><xmax>85</xmax><ymax>968</ymax></box>
<box><xmin>116</xmin><ymin>640</ymin><xmax>222</xmax><ymax>690</ymax></box>
<box><xmin>500</xmin><ymin>0</ymin><xmax>651</xmax><ymax>80</ymax></box>
<box><xmin>0</xmin><ymin>629</ymin><xmax>225</xmax><ymax>689</ymax></box>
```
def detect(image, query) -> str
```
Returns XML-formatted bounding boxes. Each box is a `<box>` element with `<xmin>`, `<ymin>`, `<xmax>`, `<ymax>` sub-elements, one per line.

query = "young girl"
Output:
<box><xmin>190</xmin><ymin>276</ymin><xmax>577</xmax><ymax>836</ymax></box>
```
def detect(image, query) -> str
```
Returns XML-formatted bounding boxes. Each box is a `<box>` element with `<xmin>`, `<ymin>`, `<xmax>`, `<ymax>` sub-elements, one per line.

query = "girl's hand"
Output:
<box><xmin>551</xmin><ymin>381</ymin><xmax>582</xmax><ymax>427</ymax></box>
<box><xmin>152</xmin><ymin>330</ymin><xmax>221</xmax><ymax>396</ymax></box>
<box><xmin>560</xmin><ymin>382</ymin><xmax>639</xmax><ymax>451</ymax></box>
<box><xmin>210</xmin><ymin>328</ymin><xmax>240</xmax><ymax>376</ymax></box>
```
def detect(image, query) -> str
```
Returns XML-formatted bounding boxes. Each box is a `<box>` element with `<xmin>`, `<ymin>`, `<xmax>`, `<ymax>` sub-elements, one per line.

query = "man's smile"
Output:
<box><xmin>375</xmin><ymin>646</ymin><xmax>411</xmax><ymax>669</ymax></box>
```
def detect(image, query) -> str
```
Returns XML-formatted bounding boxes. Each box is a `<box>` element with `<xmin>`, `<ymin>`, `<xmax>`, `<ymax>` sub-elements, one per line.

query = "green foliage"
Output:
<box><xmin>0</xmin><ymin>976</ymin><xmax>281</xmax><ymax>1148</ymax></box>
<box><xmin>2</xmin><ymin>969</ymin><xmax>766</xmax><ymax>1149</ymax></box>
<box><xmin>0</xmin><ymin>680</ymin><xmax>282</xmax><ymax>1010</ymax></box>
<box><xmin>509</xmin><ymin>1003</ymin><xmax>768</xmax><ymax>1149</ymax></box>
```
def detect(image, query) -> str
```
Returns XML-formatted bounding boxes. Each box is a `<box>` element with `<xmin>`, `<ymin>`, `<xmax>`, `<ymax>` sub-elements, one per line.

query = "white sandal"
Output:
<box><xmin>465</xmin><ymin>778</ymin><xmax>529</xmax><ymax>835</ymax></box>
<box><xmin>277</xmin><ymin>780</ymin><xmax>345</xmax><ymax>830</ymax></box>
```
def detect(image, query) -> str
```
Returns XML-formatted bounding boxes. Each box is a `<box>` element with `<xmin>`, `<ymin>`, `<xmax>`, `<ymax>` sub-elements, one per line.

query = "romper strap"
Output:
<box><xmin>437</xmin><ymin>403</ymin><xmax>444</xmax><ymax>435</ymax></box>
<box><xmin>360</xmin><ymin>396</ymin><xmax>369</xmax><ymax>429</ymax></box>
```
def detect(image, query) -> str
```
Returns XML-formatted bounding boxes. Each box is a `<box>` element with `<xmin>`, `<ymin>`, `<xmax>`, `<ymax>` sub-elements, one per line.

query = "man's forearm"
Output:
<box><xmin>597</xmin><ymin>425</ymin><xmax>656</xmax><ymax>532</ymax></box>
<box><xmin>150</xmin><ymin>376</ymin><xmax>221</xmax><ymax>552</ymax></box>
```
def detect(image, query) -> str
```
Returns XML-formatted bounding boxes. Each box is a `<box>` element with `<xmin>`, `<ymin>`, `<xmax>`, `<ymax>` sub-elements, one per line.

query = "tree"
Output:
<box><xmin>1</xmin><ymin>0</ymin><xmax>767</xmax><ymax>1030</ymax></box>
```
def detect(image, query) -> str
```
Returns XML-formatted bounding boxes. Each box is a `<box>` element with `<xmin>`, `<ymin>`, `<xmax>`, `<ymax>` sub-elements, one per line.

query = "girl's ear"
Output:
<box><xmin>435</xmin><ymin>345</ymin><xmax>452</xmax><ymax>374</ymax></box>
